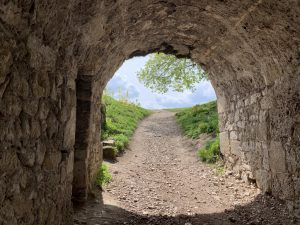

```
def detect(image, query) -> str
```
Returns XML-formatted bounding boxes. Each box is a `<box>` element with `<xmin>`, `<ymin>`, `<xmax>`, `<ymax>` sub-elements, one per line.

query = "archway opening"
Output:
<box><xmin>0</xmin><ymin>1</ymin><xmax>299</xmax><ymax>225</ymax></box>
<box><xmin>68</xmin><ymin>0</ymin><xmax>299</xmax><ymax>223</ymax></box>
<box><xmin>72</xmin><ymin>53</ymin><xmax>294</xmax><ymax>224</ymax></box>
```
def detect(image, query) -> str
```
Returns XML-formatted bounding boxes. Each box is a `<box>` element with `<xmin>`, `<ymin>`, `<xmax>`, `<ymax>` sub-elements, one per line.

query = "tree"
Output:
<box><xmin>137</xmin><ymin>53</ymin><xmax>206</xmax><ymax>93</ymax></box>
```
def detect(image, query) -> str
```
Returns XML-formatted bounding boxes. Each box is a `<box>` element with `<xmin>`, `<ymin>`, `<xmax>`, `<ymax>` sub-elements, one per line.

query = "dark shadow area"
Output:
<box><xmin>73</xmin><ymin>194</ymin><xmax>297</xmax><ymax>225</ymax></box>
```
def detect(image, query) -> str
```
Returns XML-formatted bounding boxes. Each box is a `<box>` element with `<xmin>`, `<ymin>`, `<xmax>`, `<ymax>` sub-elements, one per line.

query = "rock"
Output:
<box><xmin>1</xmin><ymin>1</ymin><xmax>300</xmax><ymax>223</ymax></box>
<box><xmin>103</xmin><ymin>146</ymin><xmax>117</xmax><ymax>160</ymax></box>
<box><xmin>17</xmin><ymin>150</ymin><xmax>35</xmax><ymax>167</ymax></box>
<box><xmin>102</xmin><ymin>139</ymin><xmax>115</xmax><ymax>146</ymax></box>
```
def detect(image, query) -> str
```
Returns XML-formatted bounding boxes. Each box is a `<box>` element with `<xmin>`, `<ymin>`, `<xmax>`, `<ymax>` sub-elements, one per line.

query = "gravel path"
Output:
<box><xmin>74</xmin><ymin>111</ymin><xmax>294</xmax><ymax>225</ymax></box>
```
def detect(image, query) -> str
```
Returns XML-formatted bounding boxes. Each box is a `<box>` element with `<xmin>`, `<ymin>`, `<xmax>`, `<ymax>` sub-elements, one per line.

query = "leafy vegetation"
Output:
<box><xmin>198</xmin><ymin>137</ymin><xmax>220</xmax><ymax>163</ymax></box>
<box><xmin>137</xmin><ymin>53</ymin><xmax>206</xmax><ymax>93</ymax></box>
<box><xmin>174</xmin><ymin>100</ymin><xmax>221</xmax><ymax>163</ymax></box>
<box><xmin>96</xmin><ymin>163</ymin><xmax>112</xmax><ymax>187</ymax></box>
<box><xmin>165</xmin><ymin>107</ymin><xmax>190</xmax><ymax>113</ymax></box>
<box><xmin>102</xmin><ymin>95</ymin><xmax>151</xmax><ymax>153</ymax></box>
<box><xmin>175</xmin><ymin>101</ymin><xmax>219</xmax><ymax>139</ymax></box>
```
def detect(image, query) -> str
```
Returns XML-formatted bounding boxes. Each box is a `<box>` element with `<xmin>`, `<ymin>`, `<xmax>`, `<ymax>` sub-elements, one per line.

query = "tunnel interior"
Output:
<box><xmin>0</xmin><ymin>0</ymin><xmax>299</xmax><ymax>224</ymax></box>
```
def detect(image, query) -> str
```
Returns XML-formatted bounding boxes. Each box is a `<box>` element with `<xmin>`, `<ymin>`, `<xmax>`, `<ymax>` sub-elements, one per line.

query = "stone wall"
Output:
<box><xmin>0</xmin><ymin>1</ymin><xmax>79</xmax><ymax>224</ymax></box>
<box><xmin>0</xmin><ymin>0</ymin><xmax>299</xmax><ymax>224</ymax></box>
<box><xmin>216</xmin><ymin>74</ymin><xmax>300</xmax><ymax>216</ymax></box>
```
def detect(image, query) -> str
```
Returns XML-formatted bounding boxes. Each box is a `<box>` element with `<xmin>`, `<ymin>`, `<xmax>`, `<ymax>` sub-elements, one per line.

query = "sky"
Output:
<box><xmin>106</xmin><ymin>56</ymin><xmax>216</xmax><ymax>109</ymax></box>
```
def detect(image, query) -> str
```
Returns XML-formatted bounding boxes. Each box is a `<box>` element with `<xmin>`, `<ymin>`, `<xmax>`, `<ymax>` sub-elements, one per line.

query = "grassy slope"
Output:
<box><xmin>175</xmin><ymin>101</ymin><xmax>219</xmax><ymax>138</ymax></box>
<box><xmin>101</xmin><ymin>95</ymin><xmax>151</xmax><ymax>153</ymax></box>
<box><xmin>174</xmin><ymin>101</ymin><xmax>221</xmax><ymax>163</ymax></box>
<box><xmin>97</xmin><ymin>96</ymin><xmax>150</xmax><ymax>187</ymax></box>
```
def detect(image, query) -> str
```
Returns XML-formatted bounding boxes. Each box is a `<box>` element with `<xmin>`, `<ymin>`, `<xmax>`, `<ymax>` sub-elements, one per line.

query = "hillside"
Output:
<box><xmin>174</xmin><ymin>101</ymin><xmax>221</xmax><ymax>163</ymax></box>
<box><xmin>101</xmin><ymin>95</ymin><xmax>151</xmax><ymax>153</ymax></box>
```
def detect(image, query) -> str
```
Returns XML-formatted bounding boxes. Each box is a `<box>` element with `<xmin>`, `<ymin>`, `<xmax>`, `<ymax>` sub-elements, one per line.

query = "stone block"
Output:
<box><xmin>103</xmin><ymin>146</ymin><xmax>117</xmax><ymax>160</ymax></box>
<box><xmin>36</xmin><ymin>141</ymin><xmax>46</xmax><ymax>166</ymax></box>
<box><xmin>269</xmin><ymin>141</ymin><xmax>287</xmax><ymax>173</ymax></box>
<box><xmin>0</xmin><ymin>150</ymin><xmax>21</xmax><ymax>176</ymax></box>
<box><xmin>63</xmin><ymin>107</ymin><xmax>76</xmax><ymax>149</ymax></box>
<box><xmin>272</xmin><ymin>172</ymin><xmax>295</xmax><ymax>200</ymax></box>
<box><xmin>230</xmin><ymin>140</ymin><xmax>241</xmax><ymax>156</ymax></box>
<box><xmin>42</xmin><ymin>151</ymin><xmax>62</xmax><ymax>171</ymax></box>
<box><xmin>217</xmin><ymin>95</ymin><xmax>227</xmax><ymax>113</ymax></box>
<box><xmin>250</xmin><ymin>93</ymin><xmax>261</xmax><ymax>104</ymax></box>
<box><xmin>261</xmin><ymin>94</ymin><xmax>273</xmax><ymax>110</ymax></box>
<box><xmin>230</xmin><ymin>131</ymin><xmax>238</xmax><ymax>140</ymax></box>
<box><xmin>219</xmin><ymin>131</ymin><xmax>230</xmax><ymax>156</ymax></box>
<box><xmin>18</xmin><ymin>149</ymin><xmax>35</xmax><ymax>167</ymax></box>
<box><xmin>261</xmin><ymin>142</ymin><xmax>270</xmax><ymax>170</ymax></box>
<box><xmin>255</xmin><ymin>169</ymin><xmax>272</xmax><ymax>193</ymax></box>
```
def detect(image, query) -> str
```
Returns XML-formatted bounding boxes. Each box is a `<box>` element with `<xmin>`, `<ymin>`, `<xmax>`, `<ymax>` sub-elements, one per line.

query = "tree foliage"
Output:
<box><xmin>137</xmin><ymin>53</ymin><xmax>206</xmax><ymax>93</ymax></box>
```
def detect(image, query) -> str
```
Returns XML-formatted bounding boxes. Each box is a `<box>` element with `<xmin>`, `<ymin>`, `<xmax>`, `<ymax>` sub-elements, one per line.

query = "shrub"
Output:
<box><xmin>96</xmin><ymin>163</ymin><xmax>112</xmax><ymax>187</ymax></box>
<box><xmin>197</xmin><ymin>137</ymin><xmax>220</xmax><ymax>163</ymax></box>
<box><xmin>113</xmin><ymin>134</ymin><xmax>129</xmax><ymax>152</ymax></box>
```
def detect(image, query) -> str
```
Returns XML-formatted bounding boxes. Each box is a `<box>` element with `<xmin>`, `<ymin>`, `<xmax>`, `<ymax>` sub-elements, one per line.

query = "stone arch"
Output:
<box><xmin>0</xmin><ymin>0</ymin><xmax>299</xmax><ymax>224</ymax></box>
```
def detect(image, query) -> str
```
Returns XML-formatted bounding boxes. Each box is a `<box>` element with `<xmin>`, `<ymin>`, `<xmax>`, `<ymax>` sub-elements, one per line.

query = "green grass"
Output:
<box><xmin>102</xmin><ymin>95</ymin><xmax>151</xmax><ymax>153</ymax></box>
<box><xmin>175</xmin><ymin>101</ymin><xmax>219</xmax><ymax>139</ymax></box>
<box><xmin>96</xmin><ymin>163</ymin><xmax>112</xmax><ymax>187</ymax></box>
<box><xmin>165</xmin><ymin>107</ymin><xmax>190</xmax><ymax>112</ymax></box>
<box><xmin>175</xmin><ymin>100</ymin><xmax>221</xmax><ymax>163</ymax></box>
<box><xmin>197</xmin><ymin>137</ymin><xmax>220</xmax><ymax>163</ymax></box>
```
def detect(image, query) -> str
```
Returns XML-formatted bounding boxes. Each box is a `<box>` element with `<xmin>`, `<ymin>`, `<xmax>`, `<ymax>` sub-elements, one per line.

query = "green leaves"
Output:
<box><xmin>137</xmin><ymin>53</ymin><xmax>206</xmax><ymax>93</ymax></box>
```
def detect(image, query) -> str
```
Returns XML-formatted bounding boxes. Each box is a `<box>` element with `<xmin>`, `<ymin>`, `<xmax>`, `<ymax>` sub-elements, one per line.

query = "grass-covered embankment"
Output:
<box><xmin>97</xmin><ymin>95</ymin><xmax>150</xmax><ymax>186</ymax></box>
<box><xmin>174</xmin><ymin>101</ymin><xmax>221</xmax><ymax>163</ymax></box>
<box><xmin>101</xmin><ymin>95</ymin><xmax>151</xmax><ymax>153</ymax></box>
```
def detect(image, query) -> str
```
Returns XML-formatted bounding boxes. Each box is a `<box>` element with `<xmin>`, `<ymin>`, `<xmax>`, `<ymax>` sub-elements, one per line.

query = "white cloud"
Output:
<box><xmin>106</xmin><ymin>56</ymin><xmax>216</xmax><ymax>109</ymax></box>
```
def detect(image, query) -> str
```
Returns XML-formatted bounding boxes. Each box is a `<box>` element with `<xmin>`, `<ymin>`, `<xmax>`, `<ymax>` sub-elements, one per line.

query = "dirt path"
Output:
<box><xmin>74</xmin><ymin>111</ymin><xmax>294</xmax><ymax>225</ymax></box>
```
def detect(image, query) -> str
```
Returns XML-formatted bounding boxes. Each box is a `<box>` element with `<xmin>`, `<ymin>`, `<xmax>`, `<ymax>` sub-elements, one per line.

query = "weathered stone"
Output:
<box><xmin>0</xmin><ymin>1</ymin><xmax>299</xmax><ymax>224</ymax></box>
<box><xmin>255</xmin><ymin>169</ymin><xmax>272</xmax><ymax>193</ymax></box>
<box><xmin>42</xmin><ymin>151</ymin><xmax>62</xmax><ymax>171</ymax></box>
<box><xmin>0</xmin><ymin>95</ymin><xmax>22</xmax><ymax>117</ymax></box>
<box><xmin>219</xmin><ymin>131</ymin><xmax>230</xmax><ymax>156</ymax></box>
<box><xmin>37</xmin><ymin>101</ymin><xmax>49</xmax><ymax>120</ymax></box>
<box><xmin>0</xmin><ymin>78</ymin><xmax>10</xmax><ymax>99</ymax></box>
<box><xmin>63</xmin><ymin>107</ymin><xmax>76</xmax><ymax>149</ymax></box>
<box><xmin>102</xmin><ymin>140</ymin><xmax>115</xmax><ymax>146</ymax></box>
<box><xmin>103</xmin><ymin>146</ymin><xmax>117</xmax><ymax>160</ymax></box>
<box><xmin>36</xmin><ymin>141</ymin><xmax>47</xmax><ymax>166</ymax></box>
<box><xmin>230</xmin><ymin>140</ymin><xmax>241</xmax><ymax>156</ymax></box>
<box><xmin>0</xmin><ymin>48</ymin><xmax>12</xmax><ymax>84</ymax></box>
<box><xmin>230</xmin><ymin>131</ymin><xmax>238</xmax><ymax>140</ymax></box>
<box><xmin>0</xmin><ymin>150</ymin><xmax>21</xmax><ymax>176</ymax></box>
<box><xmin>23</xmin><ymin>99</ymin><xmax>39</xmax><ymax>117</ymax></box>
<box><xmin>17</xmin><ymin>149</ymin><xmax>35</xmax><ymax>168</ymax></box>
<box><xmin>269</xmin><ymin>141</ymin><xmax>287</xmax><ymax>173</ymax></box>
<box><xmin>0</xmin><ymin>180</ymin><xmax>5</xmax><ymax>204</ymax></box>
<box><xmin>11</xmin><ymin>74</ymin><xmax>29</xmax><ymax>98</ymax></box>
<box><xmin>30</xmin><ymin>120</ymin><xmax>41</xmax><ymax>139</ymax></box>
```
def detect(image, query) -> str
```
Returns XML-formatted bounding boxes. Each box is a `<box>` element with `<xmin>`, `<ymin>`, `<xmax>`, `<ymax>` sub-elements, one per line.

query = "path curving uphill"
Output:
<box><xmin>74</xmin><ymin>111</ymin><xmax>293</xmax><ymax>225</ymax></box>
